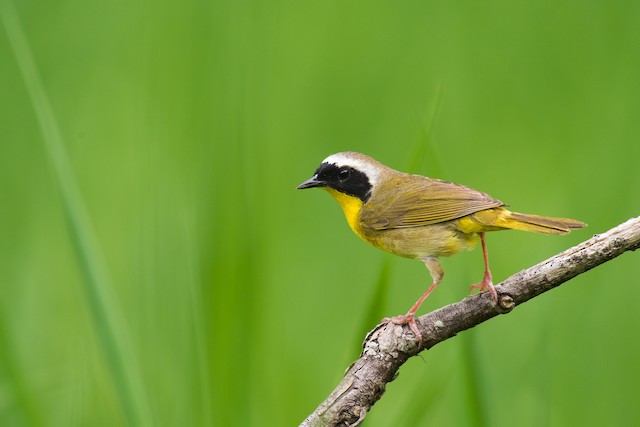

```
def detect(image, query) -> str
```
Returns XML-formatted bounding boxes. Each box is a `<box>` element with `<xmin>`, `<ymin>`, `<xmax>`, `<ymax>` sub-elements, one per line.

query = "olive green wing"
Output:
<box><xmin>362</xmin><ymin>175</ymin><xmax>505</xmax><ymax>230</ymax></box>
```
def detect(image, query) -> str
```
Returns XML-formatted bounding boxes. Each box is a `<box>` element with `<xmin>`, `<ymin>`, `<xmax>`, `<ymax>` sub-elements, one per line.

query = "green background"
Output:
<box><xmin>1</xmin><ymin>0</ymin><xmax>639</xmax><ymax>426</ymax></box>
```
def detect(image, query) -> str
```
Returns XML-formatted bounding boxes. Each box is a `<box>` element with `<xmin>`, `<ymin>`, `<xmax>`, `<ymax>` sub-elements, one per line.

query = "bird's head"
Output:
<box><xmin>296</xmin><ymin>152</ymin><xmax>389</xmax><ymax>203</ymax></box>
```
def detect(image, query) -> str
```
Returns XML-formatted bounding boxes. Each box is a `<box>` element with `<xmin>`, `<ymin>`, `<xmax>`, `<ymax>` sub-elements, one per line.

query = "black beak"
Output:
<box><xmin>296</xmin><ymin>175</ymin><xmax>326</xmax><ymax>190</ymax></box>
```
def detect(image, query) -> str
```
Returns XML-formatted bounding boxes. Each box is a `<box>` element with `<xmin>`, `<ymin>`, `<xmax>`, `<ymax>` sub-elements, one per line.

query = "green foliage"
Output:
<box><xmin>1</xmin><ymin>1</ymin><xmax>639</xmax><ymax>426</ymax></box>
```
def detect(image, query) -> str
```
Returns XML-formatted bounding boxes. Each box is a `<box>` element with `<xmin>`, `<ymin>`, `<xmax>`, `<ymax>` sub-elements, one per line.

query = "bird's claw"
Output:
<box><xmin>382</xmin><ymin>313</ymin><xmax>422</xmax><ymax>342</ymax></box>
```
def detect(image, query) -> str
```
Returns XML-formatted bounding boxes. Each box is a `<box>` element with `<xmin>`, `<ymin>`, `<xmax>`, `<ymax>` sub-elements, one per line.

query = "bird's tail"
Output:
<box><xmin>496</xmin><ymin>211</ymin><xmax>586</xmax><ymax>235</ymax></box>
<box><xmin>466</xmin><ymin>208</ymin><xmax>587</xmax><ymax>235</ymax></box>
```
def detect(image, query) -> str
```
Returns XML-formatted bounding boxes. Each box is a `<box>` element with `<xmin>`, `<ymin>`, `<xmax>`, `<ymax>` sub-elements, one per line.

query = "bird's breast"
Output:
<box><xmin>360</xmin><ymin>222</ymin><xmax>480</xmax><ymax>259</ymax></box>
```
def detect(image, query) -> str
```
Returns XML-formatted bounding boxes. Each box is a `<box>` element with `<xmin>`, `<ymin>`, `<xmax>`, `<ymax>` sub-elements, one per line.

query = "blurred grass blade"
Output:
<box><xmin>400</xmin><ymin>372</ymin><xmax>446</xmax><ymax>426</ymax></box>
<box><xmin>460</xmin><ymin>332</ymin><xmax>488</xmax><ymax>427</ymax></box>
<box><xmin>182</xmin><ymin>214</ymin><xmax>213</xmax><ymax>427</ymax></box>
<box><xmin>351</xmin><ymin>259</ymin><xmax>392</xmax><ymax>358</ymax></box>
<box><xmin>0</xmin><ymin>310</ymin><xmax>44</xmax><ymax>426</ymax></box>
<box><xmin>1</xmin><ymin>3</ymin><xmax>150</xmax><ymax>425</ymax></box>
<box><xmin>408</xmin><ymin>80</ymin><xmax>445</xmax><ymax>177</ymax></box>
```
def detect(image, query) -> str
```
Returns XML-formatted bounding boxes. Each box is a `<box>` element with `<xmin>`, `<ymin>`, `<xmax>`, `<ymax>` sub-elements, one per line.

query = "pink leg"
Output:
<box><xmin>468</xmin><ymin>232</ymin><xmax>497</xmax><ymax>302</ymax></box>
<box><xmin>384</xmin><ymin>256</ymin><xmax>443</xmax><ymax>341</ymax></box>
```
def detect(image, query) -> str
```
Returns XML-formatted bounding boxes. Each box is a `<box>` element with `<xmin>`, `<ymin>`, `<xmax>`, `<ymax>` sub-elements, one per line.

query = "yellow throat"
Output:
<box><xmin>325</xmin><ymin>188</ymin><xmax>365</xmax><ymax>239</ymax></box>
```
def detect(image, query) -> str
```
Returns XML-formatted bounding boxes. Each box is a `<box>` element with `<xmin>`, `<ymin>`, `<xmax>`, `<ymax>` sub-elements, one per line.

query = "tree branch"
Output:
<box><xmin>300</xmin><ymin>217</ymin><xmax>640</xmax><ymax>427</ymax></box>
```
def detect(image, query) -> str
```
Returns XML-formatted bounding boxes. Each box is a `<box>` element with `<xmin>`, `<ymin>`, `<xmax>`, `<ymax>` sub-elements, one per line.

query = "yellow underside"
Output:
<box><xmin>456</xmin><ymin>213</ymin><xmax>506</xmax><ymax>233</ymax></box>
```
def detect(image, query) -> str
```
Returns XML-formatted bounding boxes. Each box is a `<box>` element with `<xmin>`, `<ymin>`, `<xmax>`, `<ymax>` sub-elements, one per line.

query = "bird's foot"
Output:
<box><xmin>382</xmin><ymin>313</ymin><xmax>422</xmax><ymax>342</ymax></box>
<box><xmin>469</xmin><ymin>273</ymin><xmax>497</xmax><ymax>302</ymax></box>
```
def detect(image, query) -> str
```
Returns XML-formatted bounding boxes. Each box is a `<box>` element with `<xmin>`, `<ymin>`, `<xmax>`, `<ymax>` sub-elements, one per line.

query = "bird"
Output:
<box><xmin>297</xmin><ymin>151</ymin><xmax>586</xmax><ymax>341</ymax></box>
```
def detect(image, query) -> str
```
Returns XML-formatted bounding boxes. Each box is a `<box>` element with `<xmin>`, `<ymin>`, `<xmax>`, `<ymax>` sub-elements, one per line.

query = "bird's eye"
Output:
<box><xmin>338</xmin><ymin>168</ymin><xmax>351</xmax><ymax>181</ymax></box>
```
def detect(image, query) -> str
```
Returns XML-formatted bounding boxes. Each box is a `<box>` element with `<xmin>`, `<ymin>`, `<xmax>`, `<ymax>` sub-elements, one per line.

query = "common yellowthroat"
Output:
<box><xmin>297</xmin><ymin>152</ymin><xmax>585</xmax><ymax>340</ymax></box>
